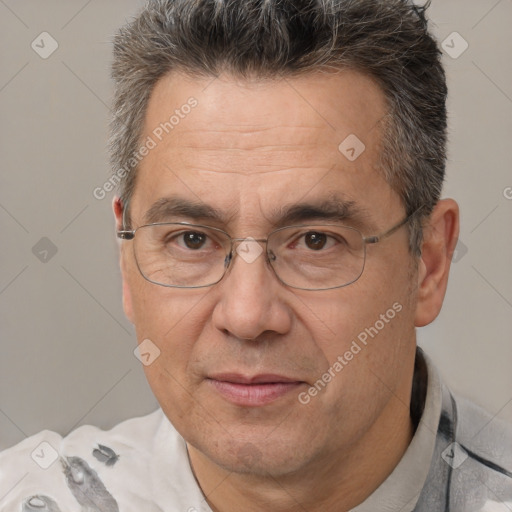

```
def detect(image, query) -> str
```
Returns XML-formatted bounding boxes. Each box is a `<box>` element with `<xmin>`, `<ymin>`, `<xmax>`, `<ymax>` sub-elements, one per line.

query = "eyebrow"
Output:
<box><xmin>142</xmin><ymin>195</ymin><xmax>370</xmax><ymax>230</ymax></box>
<box><xmin>143</xmin><ymin>196</ymin><xmax>230</xmax><ymax>225</ymax></box>
<box><xmin>271</xmin><ymin>197</ymin><xmax>368</xmax><ymax>229</ymax></box>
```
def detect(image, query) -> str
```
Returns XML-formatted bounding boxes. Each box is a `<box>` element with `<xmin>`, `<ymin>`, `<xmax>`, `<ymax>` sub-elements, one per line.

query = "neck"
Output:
<box><xmin>188</xmin><ymin>389</ymin><xmax>415</xmax><ymax>512</ymax></box>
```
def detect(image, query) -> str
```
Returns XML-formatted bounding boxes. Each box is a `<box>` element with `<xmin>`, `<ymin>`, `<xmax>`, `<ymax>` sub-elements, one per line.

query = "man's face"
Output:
<box><xmin>119</xmin><ymin>70</ymin><xmax>419</xmax><ymax>475</ymax></box>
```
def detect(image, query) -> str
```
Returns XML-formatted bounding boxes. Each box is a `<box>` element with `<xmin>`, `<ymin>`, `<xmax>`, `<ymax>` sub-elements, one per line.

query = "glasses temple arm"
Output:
<box><xmin>363</xmin><ymin>206</ymin><xmax>425</xmax><ymax>245</ymax></box>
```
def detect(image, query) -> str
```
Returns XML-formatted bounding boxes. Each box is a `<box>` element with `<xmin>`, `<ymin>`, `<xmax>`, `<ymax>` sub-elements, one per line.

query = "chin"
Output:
<box><xmin>158</xmin><ymin>388</ymin><xmax>329</xmax><ymax>476</ymax></box>
<box><xmin>194</xmin><ymin>428</ymin><xmax>319</xmax><ymax>477</ymax></box>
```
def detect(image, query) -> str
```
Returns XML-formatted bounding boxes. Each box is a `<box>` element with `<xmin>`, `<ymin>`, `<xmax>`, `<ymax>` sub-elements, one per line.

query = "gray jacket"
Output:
<box><xmin>414</xmin><ymin>356</ymin><xmax>512</xmax><ymax>511</ymax></box>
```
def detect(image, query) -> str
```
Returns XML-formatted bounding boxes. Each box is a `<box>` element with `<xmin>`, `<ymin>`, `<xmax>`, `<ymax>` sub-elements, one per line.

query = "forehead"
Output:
<box><xmin>145</xmin><ymin>69</ymin><xmax>387</xmax><ymax>150</ymax></box>
<box><xmin>132</xmin><ymin>69</ymin><xmax>398</xmax><ymax>228</ymax></box>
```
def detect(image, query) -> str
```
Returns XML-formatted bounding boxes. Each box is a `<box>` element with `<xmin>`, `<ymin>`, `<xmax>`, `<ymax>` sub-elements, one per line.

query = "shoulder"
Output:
<box><xmin>0</xmin><ymin>407</ymin><xmax>165</xmax><ymax>456</ymax></box>
<box><xmin>0</xmin><ymin>407</ymin><xmax>166</xmax><ymax>471</ymax></box>
<box><xmin>0</xmin><ymin>408</ymin><xmax>202</xmax><ymax>511</ymax></box>
<box><xmin>415</xmin><ymin>351</ymin><xmax>512</xmax><ymax>512</ymax></box>
<box><xmin>455</xmin><ymin>394</ymin><xmax>512</xmax><ymax>471</ymax></box>
<box><xmin>449</xmin><ymin>393</ymin><xmax>512</xmax><ymax>511</ymax></box>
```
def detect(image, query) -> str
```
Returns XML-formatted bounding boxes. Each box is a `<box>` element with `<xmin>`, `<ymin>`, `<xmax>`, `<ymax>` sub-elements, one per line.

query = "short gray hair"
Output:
<box><xmin>110</xmin><ymin>0</ymin><xmax>447</xmax><ymax>254</ymax></box>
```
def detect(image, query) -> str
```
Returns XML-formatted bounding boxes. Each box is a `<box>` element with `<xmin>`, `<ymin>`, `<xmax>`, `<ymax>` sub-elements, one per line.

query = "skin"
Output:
<box><xmin>113</xmin><ymin>70</ymin><xmax>459</xmax><ymax>512</ymax></box>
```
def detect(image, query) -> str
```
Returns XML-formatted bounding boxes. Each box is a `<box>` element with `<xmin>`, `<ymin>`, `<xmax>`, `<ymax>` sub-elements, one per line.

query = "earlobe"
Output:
<box><xmin>414</xmin><ymin>199</ymin><xmax>459</xmax><ymax>327</ymax></box>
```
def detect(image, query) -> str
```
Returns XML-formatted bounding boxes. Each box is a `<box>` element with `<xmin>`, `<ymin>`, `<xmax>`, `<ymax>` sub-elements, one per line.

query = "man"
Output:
<box><xmin>1</xmin><ymin>0</ymin><xmax>511</xmax><ymax>511</ymax></box>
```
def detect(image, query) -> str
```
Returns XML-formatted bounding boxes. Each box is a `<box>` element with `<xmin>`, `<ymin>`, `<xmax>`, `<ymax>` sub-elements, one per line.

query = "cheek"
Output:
<box><xmin>130</xmin><ymin>284</ymin><xmax>215</xmax><ymax>419</ymax></box>
<box><xmin>126</xmin><ymin>260</ymin><xmax>212</xmax><ymax>374</ymax></box>
<box><xmin>126</xmin><ymin>247</ymin><xmax>205</xmax><ymax>336</ymax></box>
<box><xmin>302</xmin><ymin>263</ymin><xmax>416</xmax><ymax>409</ymax></box>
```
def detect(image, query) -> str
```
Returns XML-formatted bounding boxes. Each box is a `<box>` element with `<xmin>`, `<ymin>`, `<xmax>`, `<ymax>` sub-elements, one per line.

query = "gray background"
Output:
<box><xmin>0</xmin><ymin>0</ymin><xmax>511</xmax><ymax>452</ymax></box>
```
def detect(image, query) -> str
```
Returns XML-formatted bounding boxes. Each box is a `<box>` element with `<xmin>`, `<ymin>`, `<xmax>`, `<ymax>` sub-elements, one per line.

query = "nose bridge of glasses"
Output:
<box><xmin>231</xmin><ymin>236</ymin><xmax>267</xmax><ymax>250</ymax></box>
<box><xmin>230</xmin><ymin>237</ymin><xmax>268</xmax><ymax>244</ymax></box>
<box><xmin>228</xmin><ymin>237</ymin><xmax>269</xmax><ymax>266</ymax></box>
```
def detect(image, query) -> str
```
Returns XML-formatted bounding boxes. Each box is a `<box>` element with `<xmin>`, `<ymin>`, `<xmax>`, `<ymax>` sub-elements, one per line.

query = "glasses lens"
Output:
<box><xmin>133</xmin><ymin>224</ymin><xmax>229</xmax><ymax>287</ymax></box>
<box><xmin>268</xmin><ymin>225</ymin><xmax>366</xmax><ymax>290</ymax></box>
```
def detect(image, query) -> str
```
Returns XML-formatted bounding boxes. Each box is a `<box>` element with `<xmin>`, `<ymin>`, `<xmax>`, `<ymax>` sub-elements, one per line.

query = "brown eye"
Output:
<box><xmin>304</xmin><ymin>232</ymin><xmax>327</xmax><ymax>250</ymax></box>
<box><xmin>182</xmin><ymin>231</ymin><xmax>207</xmax><ymax>250</ymax></box>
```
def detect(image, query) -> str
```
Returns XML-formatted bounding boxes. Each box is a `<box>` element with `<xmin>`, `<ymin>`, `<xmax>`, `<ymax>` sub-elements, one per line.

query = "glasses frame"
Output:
<box><xmin>117</xmin><ymin>207</ymin><xmax>423</xmax><ymax>291</ymax></box>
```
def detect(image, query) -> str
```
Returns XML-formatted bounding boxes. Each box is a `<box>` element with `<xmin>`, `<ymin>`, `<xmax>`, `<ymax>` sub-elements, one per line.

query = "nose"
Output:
<box><xmin>211</xmin><ymin>238</ymin><xmax>292</xmax><ymax>341</ymax></box>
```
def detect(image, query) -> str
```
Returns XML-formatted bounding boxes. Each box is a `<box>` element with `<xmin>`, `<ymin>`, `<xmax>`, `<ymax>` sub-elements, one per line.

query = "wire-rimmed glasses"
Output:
<box><xmin>117</xmin><ymin>208</ymin><xmax>421</xmax><ymax>291</ymax></box>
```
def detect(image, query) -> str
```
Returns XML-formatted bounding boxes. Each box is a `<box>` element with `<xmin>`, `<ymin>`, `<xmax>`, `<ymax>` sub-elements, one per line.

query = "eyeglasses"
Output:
<box><xmin>117</xmin><ymin>209</ymin><xmax>421</xmax><ymax>291</ymax></box>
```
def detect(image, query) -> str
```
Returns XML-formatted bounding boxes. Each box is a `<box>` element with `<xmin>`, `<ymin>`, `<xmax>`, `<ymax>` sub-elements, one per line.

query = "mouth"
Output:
<box><xmin>206</xmin><ymin>373</ymin><xmax>304</xmax><ymax>406</ymax></box>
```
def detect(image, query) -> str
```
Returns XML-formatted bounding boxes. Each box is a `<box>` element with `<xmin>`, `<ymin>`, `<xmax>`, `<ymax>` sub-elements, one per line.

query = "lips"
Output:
<box><xmin>207</xmin><ymin>373</ymin><xmax>304</xmax><ymax>406</ymax></box>
<box><xmin>209</xmin><ymin>373</ymin><xmax>300</xmax><ymax>384</ymax></box>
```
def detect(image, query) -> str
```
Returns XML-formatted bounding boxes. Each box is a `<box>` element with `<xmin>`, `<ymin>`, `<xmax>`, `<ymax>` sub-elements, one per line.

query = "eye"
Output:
<box><xmin>161</xmin><ymin>229</ymin><xmax>214</xmax><ymax>251</ymax></box>
<box><xmin>179</xmin><ymin>231</ymin><xmax>208</xmax><ymax>250</ymax></box>
<box><xmin>304</xmin><ymin>232</ymin><xmax>328</xmax><ymax>250</ymax></box>
<box><xmin>295</xmin><ymin>231</ymin><xmax>339</xmax><ymax>251</ymax></box>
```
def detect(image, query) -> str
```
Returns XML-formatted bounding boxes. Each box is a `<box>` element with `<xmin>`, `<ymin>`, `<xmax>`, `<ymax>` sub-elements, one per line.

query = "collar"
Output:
<box><xmin>350</xmin><ymin>346</ymin><xmax>444</xmax><ymax>512</ymax></box>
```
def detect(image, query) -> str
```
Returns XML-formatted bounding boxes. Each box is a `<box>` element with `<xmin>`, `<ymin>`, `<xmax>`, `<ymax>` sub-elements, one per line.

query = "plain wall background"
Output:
<box><xmin>0</xmin><ymin>0</ymin><xmax>511</xmax><ymax>451</ymax></box>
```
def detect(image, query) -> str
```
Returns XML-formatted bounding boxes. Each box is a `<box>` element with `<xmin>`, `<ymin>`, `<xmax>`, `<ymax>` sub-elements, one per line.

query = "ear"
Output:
<box><xmin>414</xmin><ymin>199</ymin><xmax>459</xmax><ymax>327</ymax></box>
<box><xmin>113</xmin><ymin>196</ymin><xmax>134</xmax><ymax>324</ymax></box>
